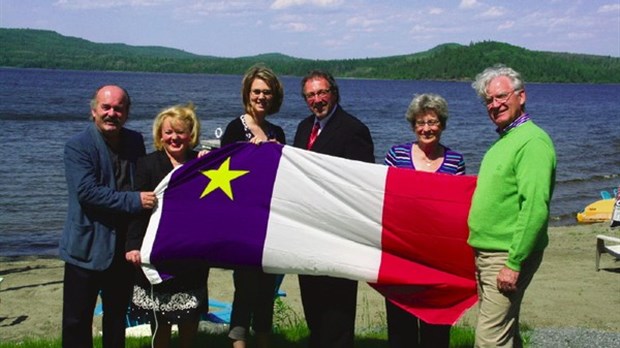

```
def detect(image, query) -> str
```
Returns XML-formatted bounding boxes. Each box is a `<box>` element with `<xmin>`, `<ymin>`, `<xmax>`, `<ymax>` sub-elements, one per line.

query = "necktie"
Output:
<box><xmin>307</xmin><ymin>121</ymin><xmax>320</xmax><ymax>149</ymax></box>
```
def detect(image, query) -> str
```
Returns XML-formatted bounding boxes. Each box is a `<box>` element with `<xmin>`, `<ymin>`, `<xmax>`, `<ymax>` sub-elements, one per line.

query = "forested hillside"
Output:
<box><xmin>1</xmin><ymin>28</ymin><xmax>619</xmax><ymax>83</ymax></box>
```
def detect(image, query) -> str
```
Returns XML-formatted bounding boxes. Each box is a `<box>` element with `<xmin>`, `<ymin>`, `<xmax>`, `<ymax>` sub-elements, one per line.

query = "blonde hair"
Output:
<box><xmin>152</xmin><ymin>103</ymin><xmax>201</xmax><ymax>150</ymax></box>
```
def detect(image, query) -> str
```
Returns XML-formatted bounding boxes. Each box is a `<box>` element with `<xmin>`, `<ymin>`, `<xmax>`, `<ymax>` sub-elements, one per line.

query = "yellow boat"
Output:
<box><xmin>576</xmin><ymin>199</ymin><xmax>615</xmax><ymax>223</ymax></box>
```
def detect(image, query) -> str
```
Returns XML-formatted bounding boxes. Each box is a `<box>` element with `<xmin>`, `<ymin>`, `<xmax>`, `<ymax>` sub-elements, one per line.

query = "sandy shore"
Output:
<box><xmin>1</xmin><ymin>224</ymin><xmax>619</xmax><ymax>342</ymax></box>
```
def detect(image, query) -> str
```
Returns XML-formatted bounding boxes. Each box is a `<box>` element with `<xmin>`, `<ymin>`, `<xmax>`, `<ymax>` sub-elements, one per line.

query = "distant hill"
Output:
<box><xmin>1</xmin><ymin>28</ymin><xmax>619</xmax><ymax>83</ymax></box>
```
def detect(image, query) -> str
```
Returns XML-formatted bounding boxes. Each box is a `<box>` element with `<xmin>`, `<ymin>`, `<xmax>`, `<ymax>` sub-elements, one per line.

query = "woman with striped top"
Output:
<box><xmin>383</xmin><ymin>93</ymin><xmax>465</xmax><ymax>348</ymax></box>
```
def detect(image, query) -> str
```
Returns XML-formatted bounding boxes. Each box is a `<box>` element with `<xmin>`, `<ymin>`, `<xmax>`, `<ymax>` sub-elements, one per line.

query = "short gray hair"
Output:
<box><xmin>405</xmin><ymin>93</ymin><xmax>449</xmax><ymax>129</ymax></box>
<box><xmin>471</xmin><ymin>64</ymin><xmax>524</xmax><ymax>98</ymax></box>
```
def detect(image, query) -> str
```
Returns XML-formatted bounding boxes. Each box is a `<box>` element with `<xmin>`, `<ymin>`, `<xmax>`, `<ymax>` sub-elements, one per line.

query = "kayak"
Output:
<box><xmin>576</xmin><ymin>199</ymin><xmax>615</xmax><ymax>223</ymax></box>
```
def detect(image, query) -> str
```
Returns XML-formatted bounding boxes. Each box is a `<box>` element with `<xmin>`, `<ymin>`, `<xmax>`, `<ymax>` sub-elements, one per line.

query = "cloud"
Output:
<box><xmin>567</xmin><ymin>31</ymin><xmax>594</xmax><ymax>40</ymax></box>
<box><xmin>498</xmin><ymin>20</ymin><xmax>515</xmax><ymax>30</ymax></box>
<box><xmin>270</xmin><ymin>19</ymin><xmax>313</xmax><ymax>32</ymax></box>
<box><xmin>323</xmin><ymin>38</ymin><xmax>347</xmax><ymax>49</ymax></box>
<box><xmin>54</xmin><ymin>0</ymin><xmax>169</xmax><ymax>10</ymax></box>
<box><xmin>409</xmin><ymin>24</ymin><xmax>438</xmax><ymax>35</ymax></box>
<box><xmin>346</xmin><ymin>16</ymin><xmax>384</xmax><ymax>30</ymax></box>
<box><xmin>271</xmin><ymin>0</ymin><xmax>343</xmax><ymax>10</ymax></box>
<box><xmin>481</xmin><ymin>6</ymin><xmax>505</xmax><ymax>18</ymax></box>
<box><xmin>283</xmin><ymin>22</ymin><xmax>312</xmax><ymax>32</ymax></box>
<box><xmin>174</xmin><ymin>1</ymin><xmax>251</xmax><ymax>18</ymax></box>
<box><xmin>459</xmin><ymin>0</ymin><xmax>480</xmax><ymax>9</ymax></box>
<box><xmin>546</xmin><ymin>16</ymin><xmax>571</xmax><ymax>30</ymax></box>
<box><xmin>598</xmin><ymin>4</ymin><xmax>620</xmax><ymax>13</ymax></box>
<box><xmin>428</xmin><ymin>7</ymin><xmax>444</xmax><ymax>15</ymax></box>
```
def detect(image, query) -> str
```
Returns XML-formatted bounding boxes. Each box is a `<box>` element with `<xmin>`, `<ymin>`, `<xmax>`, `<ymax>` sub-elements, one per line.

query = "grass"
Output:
<box><xmin>0</xmin><ymin>330</ymin><xmax>478</xmax><ymax>348</ymax></box>
<box><xmin>0</xmin><ymin>327</ymin><xmax>532</xmax><ymax>348</ymax></box>
<box><xmin>0</xmin><ymin>299</ymin><xmax>533</xmax><ymax>347</ymax></box>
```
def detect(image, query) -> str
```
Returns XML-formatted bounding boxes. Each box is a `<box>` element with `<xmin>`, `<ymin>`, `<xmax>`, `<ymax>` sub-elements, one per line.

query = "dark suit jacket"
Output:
<box><xmin>126</xmin><ymin>149</ymin><xmax>198</xmax><ymax>251</ymax></box>
<box><xmin>292</xmin><ymin>104</ymin><xmax>374</xmax><ymax>347</ymax></box>
<box><xmin>60</xmin><ymin>123</ymin><xmax>145</xmax><ymax>271</ymax></box>
<box><xmin>293</xmin><ymin>105</ymin><xmax>374</xmax><ymax>163</ymax></box>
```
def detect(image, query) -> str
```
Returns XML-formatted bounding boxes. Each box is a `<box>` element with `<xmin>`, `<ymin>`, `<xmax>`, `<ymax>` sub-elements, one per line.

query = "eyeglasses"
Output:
<box><xmin>251</xmin><ymin>89</ymin><xmax>273</xmax><ymax>96</ymax></box>
<box><xmin>483</xmin><ymin>90</ymin><xmax>518</xmax><ymax>106</ymax></box>
<box><xmin>414</xmin><ymin>119</ymin><xmax>441</xmax><ymax>128</ymax></box>
<box><xmin>304</xmin><ymin>88</ymin><xmax>331</xmax><ymax>100</ymax></box>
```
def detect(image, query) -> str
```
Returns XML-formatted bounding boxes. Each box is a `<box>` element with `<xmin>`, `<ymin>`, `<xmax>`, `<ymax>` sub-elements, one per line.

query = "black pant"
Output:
<box><xmin>229</xmin><ymin>269</ymin><xmax>277</xmax><ymax>338</ymax></box>
<box><xmin>62</xmin><ymin>257</ymin><xmax>133</xmax><ymax>348</ymax></box>
<box><xmin>299</xmin><ymin>275</ymin><xmax>357</xmax><ymax>348</ymax></box>
<box><xmin>385</xmin><ymin>299</ymin><xmax>450</xmax><ymax>348</ymax></box>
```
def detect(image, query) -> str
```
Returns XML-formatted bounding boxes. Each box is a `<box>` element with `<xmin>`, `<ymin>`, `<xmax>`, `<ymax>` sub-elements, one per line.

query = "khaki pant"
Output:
<box><xmin>473</xmin><ymin>250</ymin><xmax>543</xmax><ymax>348</ymax></box>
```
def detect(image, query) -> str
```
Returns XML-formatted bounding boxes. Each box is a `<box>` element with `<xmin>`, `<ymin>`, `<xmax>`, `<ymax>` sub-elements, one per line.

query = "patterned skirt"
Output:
<box><xmin>129</xmin><ymin>269</ymin><xmax>208</xmax><ymax>325</ymax></box>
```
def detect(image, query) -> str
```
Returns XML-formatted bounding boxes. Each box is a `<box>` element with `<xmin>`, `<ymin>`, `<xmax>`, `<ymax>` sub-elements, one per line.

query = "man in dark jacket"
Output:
<box><xmin>59</xmin><ymin>85</ymin><xmax>155</xmax><ymax>348</ymax></box>
<box><xmin>293</xmin><ymin>70</ymin><xmax>375</xmax><ymax>348</ymax></box>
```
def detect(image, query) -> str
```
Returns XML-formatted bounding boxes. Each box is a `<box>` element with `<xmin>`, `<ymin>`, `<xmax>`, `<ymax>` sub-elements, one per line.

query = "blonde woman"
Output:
<box><xmin>125</xmin><ymin>103</ymin><xmax>209</xmax><ymax>348</ymax></box>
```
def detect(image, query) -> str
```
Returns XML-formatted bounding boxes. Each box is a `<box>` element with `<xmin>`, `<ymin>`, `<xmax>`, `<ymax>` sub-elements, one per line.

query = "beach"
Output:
<box><xmin>1</xmin><ymin>223</ymin><xmax>619</xmax><ymax>343</ymax></box>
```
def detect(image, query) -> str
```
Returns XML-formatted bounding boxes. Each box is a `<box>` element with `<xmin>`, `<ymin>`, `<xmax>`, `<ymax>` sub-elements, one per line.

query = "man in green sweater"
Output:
<box><xmin>468</xmin><ymin>65</ymin><xmax>556</xmax><ymax>347</ymax></box>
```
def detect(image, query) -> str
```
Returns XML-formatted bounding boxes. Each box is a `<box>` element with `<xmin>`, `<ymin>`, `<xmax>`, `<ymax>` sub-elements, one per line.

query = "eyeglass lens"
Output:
<box><xmin>305</xmin><ymin>89</ymin><xmax>331</xmax><ymax>99</ymax></box>
<box><xmin>252</xmin><ymin>89</ymin><xmax>272</xmax><ymax>96</ymax></box>
<box><xmin>484</xmin><ymin>90</ymin><xmax>515</xmax><ymax>105</ymax></box>
<box><xmin>415</xmin><ymin>120</ymin><xmax>440</xmax><ymax>127</ymax></box>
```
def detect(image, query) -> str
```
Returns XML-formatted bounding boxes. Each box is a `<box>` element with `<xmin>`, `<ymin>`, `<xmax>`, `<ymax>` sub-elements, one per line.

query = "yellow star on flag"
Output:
<box><xmin>200</xmin><ymin>157</ymin><xmax>249</xmax><ymax>200</ymax></box>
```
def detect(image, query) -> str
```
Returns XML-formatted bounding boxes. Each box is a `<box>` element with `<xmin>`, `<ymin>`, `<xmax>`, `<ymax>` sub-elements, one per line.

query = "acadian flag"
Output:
<box><xmin>140</xmin><ymin>142</ymin><xmax>477</xmax><ymax>325</ymax></box>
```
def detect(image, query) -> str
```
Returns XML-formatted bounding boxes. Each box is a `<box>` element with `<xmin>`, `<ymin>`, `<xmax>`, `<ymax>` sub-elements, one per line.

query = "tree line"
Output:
<box><xmin>1</xmin><ymin>28</ymin><xmax>619</xmax><ymax>83</ymax></box>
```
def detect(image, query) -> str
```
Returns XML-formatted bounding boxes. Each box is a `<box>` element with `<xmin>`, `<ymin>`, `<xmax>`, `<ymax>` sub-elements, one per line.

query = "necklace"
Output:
<box><xmin>423</xmin><ymin>156</ymin><xmax>436</xmax><ymax>166</ymax></box>
<box><xmin>415</xmin><ymin>144</ymin><xmax>440</xmax><ymax>167</ymax></box>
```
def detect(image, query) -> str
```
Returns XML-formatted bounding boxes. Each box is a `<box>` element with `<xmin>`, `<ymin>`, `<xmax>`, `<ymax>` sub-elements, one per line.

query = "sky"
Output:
<box><xmin>1</xmin><ymin>0</ymin><xmax>619</xmax><ymax>59</ymax></box>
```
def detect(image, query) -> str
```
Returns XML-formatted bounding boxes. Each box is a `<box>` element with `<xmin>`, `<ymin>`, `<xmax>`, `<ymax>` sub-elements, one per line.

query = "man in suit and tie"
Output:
<box><xmin>293</xmin><ymin>70</ymin><xmax>375</xmax><ymax>347</ymax></box>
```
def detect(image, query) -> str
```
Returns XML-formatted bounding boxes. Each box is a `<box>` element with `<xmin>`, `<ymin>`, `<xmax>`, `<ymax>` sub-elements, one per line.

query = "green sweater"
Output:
<box><xmin>468</xmin><ymin>121</ymin><xmax>556</xmax><ymax>271</ymax></box>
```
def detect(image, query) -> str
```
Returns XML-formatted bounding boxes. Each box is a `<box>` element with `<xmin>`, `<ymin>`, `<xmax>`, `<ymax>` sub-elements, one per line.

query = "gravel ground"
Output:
<box><xmin>529</xmin><ymin>328</ymin><xmax>620</xmax><ymax>348</ymax></box>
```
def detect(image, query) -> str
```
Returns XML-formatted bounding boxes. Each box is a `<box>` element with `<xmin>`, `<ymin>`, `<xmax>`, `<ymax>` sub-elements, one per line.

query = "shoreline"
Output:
<box><xmin>1</xmin><ymin>224</ymin><xmax>619</xmax><ymax>342</ymax></box>
<box><xmin>0</xmin><ymin>218</ymin><xmax>587</xmax><ymax>259</ymax></box>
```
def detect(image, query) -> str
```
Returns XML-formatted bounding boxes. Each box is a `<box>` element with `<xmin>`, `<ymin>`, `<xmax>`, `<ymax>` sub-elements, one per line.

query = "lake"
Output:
<box><xmin>0</xmin><ymin>67</ymin><xmax>618</xmax><ymax>256</ymax></box>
